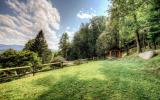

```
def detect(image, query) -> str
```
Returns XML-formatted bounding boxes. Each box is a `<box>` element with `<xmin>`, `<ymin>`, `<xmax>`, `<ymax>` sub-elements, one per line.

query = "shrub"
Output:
<box><xmin>0</xmin><ymin>49</ymin><xmax>41</xmax><ymax>68</ymax></box>
<box><xmin>50</xmin><ymin>56</ymin><xmax>65</xmax><ymax>68</ymax></box>
<box><xmin>73</xmin><ymin>60</ymin><xmax>82</xmax><ymax>65</ymax></box>
<box><xmin>0</xmin><ymin>49</ymin><xmax>42</xmax><ymax>82</ymax></box>
<box><xmin>52</xmin><ymin>56</ymin><xmax>66</xmax><ymax>63</ymax></box>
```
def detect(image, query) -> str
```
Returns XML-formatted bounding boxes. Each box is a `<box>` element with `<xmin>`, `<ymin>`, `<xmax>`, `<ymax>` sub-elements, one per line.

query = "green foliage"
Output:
<box><xmin>146</xmin><ymin>0</ymin><xmax>160</xmax><ymax>49</ymax></box>
<box><xmin>59</xmin><ymin>33</ymin><xmax>70</xmax><ymax>59</ymax></box>
<box><xmin>72</xmin><ymin>23</ymin><xmax>91</xmax><ymax>59</ymax></box>
<box><xmin>65</xmin><ymin>44</ymin><xmax>76</xmax><ymax>60</ymax></box>
<box><xmin>42</xmin><ymin>49</ymin><xmax>52</xmax><ymax>64</ymax></box>
<box><xmin>88</xmin><ymin>16</ymin><xmax>107</xmax><ymax>57</ymax></box>
<box><xmin>96</xmin><ymin>32</ymin><xmax>115</xmax><ymax>56</ymax></box>
<box><xmin>24</xmin><ymin>30</ymin><xmax>52</xmax><ymax>63</ymax></box>
<box><xmin>52</xmin><ymin>51</ymin><xmax>61</xmax><ymax>58</ymax></box>
<box><xmin>106</xmin><ymin>0</ymin><xmax>160</xmax><ymax>53</ymax></box>
<box><xmin>52</xmin><ymin>56</ymin><xmax>66</xmax><ymax>63</ymax></box>
<box><xmin>33</xmin><ymin>30</ymin><xmax>48</xmax><ymax>57</ymax></box>
<box><xmin>23</xmin><ymin>39</ymin><xmax>35</xmax><ymax>51</ymax></box>
<box><xmin>68</xmin><ymin>16</ymin><xmax>107</xmax><ymax>59</ymax></box>
<box><xmin>0</xmin><ymin>49</ymin><xmax>41</xmax><ymax>82</ymax></box>
<box><xmin>0</xmin><ymin>49</ymin><xmax>40</xmax><ymax>68</ymax></box>
<box><xmin>56</xmin><ymin>0</ymin><xmax>160</xmax><ymax>59</ymax></box>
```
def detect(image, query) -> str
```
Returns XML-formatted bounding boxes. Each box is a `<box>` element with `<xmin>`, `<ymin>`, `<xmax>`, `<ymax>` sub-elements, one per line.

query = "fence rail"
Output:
<box><xmin>0</xmin><ymin>62</ymin><xmax>64</xmax><ymax>83</ymax></box>
<box><xmin>0</xmin><ymin>66</ymin><xmax>31</xmax><ymax>71</ymax></box>
<box><xmin>0</xmin><ymin>62</ymin><xmax>62</xmax><ymax>71</ymax></box>
<box><xmin>0</xmin><ymin>57</ymin><xmax>98</xmax><ymax>83</ymax></box>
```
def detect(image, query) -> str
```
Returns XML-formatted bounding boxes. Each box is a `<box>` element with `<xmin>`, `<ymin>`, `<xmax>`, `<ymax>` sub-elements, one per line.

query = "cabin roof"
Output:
<box><xmin>109</xmin><ymin>47</ymin><xmax>121</xmax><ymax>51</ymax></box>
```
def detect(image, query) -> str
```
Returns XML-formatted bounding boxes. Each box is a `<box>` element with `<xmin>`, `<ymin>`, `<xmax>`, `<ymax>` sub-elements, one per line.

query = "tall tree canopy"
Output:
<box><xmin>58</xmin><ymin>0</ymin><xmax>160</xmax><ymax>60</ymax></box>
<box><xmin>71</xmin><ymin>16</ymin><xmax>106</xmax><ymax>59</ymax></box>
<box><xmin>147</xmin><ymin>0</ymin><xmax>160</xmax><ymax>49</ymax></box>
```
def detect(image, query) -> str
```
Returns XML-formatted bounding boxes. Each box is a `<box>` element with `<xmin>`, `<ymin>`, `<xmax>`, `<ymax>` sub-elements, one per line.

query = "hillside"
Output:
<box><xmin>0</xmin><ymin>56</ymin><xmax>160</xmax><ymax>100</ymax></box>
<box><xmin>0</xmin><ymin>44</ymin><xmax>24</xmax><ymax>51</ymax></box>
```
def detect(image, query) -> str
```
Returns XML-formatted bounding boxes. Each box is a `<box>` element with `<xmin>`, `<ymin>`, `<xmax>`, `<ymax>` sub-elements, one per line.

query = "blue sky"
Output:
<box><xmin>0</xmin><ymin>0</ymin><xmax>110</xmax><ymax>50</ymax></box>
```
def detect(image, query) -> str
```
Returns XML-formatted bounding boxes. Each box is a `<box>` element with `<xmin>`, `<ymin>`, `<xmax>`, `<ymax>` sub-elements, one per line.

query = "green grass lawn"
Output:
<box><xmin>0</xmin><ymin>56</ymin><xmax>160</xmax><ymax>100</ymax></box>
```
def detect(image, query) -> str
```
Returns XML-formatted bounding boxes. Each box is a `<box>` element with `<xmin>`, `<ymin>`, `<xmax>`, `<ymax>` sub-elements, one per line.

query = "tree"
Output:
<box><xmin>33</xmin><ymin>30</ymin><xmax>48</xmax><ymax>57</ymax></box>
<box><xmin>24</xmin><ymin>30</ymin><xmax>52</xmax><ymax>63</ymax></box>
<box><xmin>64</xmin><ymin>16</ymin><xmax>107</xmax><ymax>60</ymax></box>
<box><xmin>23</xmin><ymin>39</ymin><xmax>35</xmax><ymax>51</ymax></box>
<box><xmin>96</xmin><ymin>31</ymin><xmax>115</xmax><ymax>57</ymax></box>
<box><xmin>108</xmin><ymin>0</ymin><xmax>149</xmax><ymax>53</ymax></box>
<box><xmin>72</xmin><ymin>23</ymin><xmax>90</xmax><ymax>59</ymax></box>
<box><xmin>107</xmin><ymin>7</ymin><xmax>120</xmax><ymax>49</ymax></box>
<box><xmin>59</xmin><ymin>33</ymin><xmax>70</xmax><ymax>59</ymax></box>
<box><xmin>66</xmin><ymin>44</ymin><xmax>77</xmax><ymax>60</ymax></box>
<box><xmin>88</xmin><ymin>16</ymin><xmax>107</xmax><ymax>57</ymax></box>
<box><xmin>147</xmin><ymin>0</ymin><xmax>160</xmax><ymax>49</ymax></box>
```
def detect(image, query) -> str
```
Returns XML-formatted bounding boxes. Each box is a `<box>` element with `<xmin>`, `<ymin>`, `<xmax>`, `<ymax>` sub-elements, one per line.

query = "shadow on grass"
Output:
<box><xmin>34</xmin><ymin>74</ymin><xmax>121</xmax><ymax>100</ymax></box>
<box><xmin>31</xmin><ymin>61</ymin><xmax>160</xmax><ymax>100</ymax></box>
<box><xmin>32</xmin><ymin>75</ymin><xmax>56</xmax><ymax>87</ymax></box>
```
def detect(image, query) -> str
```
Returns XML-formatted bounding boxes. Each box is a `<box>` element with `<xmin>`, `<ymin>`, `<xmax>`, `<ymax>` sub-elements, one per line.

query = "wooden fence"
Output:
<box><xmin>0</xmin><ymin>62</ymin><xmax>64</xmax><ymax>83</ymax></box>
<box><xmin>0</xmin><ymin>58</ymin><xmax>93</xmax><ymax>83</ymax></box>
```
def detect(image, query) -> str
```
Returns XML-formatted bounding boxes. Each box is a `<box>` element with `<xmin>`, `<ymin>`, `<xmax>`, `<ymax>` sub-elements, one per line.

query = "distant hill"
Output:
<box><xmin>0</xmin><ymin>44</ymin><xmax>24</xmax><ymax>51</ymax></box>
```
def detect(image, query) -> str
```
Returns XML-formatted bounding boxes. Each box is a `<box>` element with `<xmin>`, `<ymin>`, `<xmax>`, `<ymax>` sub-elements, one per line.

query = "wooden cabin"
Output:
<box><xmin>108</xmin><ymin>47</ymin><xmax>122</xmax><ymax>58</ymax></box>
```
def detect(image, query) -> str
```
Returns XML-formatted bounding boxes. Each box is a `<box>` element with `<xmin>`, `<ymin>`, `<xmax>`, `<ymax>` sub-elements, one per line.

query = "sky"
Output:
<box><xmin>0</xmin><ymin>0</ymin><xmax>110</xmax><ymax>50</ymax></box>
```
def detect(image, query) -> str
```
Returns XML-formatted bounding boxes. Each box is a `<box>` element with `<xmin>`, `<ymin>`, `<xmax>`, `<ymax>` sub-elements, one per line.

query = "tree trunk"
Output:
<box><xmin>148</xmin><ymin>42</ymin><xmax>152</xmax><ymax>49</ymax></box>
<box><xmin>152</xmin><ymin>38</ymin><xmax>157</xmax><ymax>50</ymax></box>
<box><xmin>124</xmin><ymin>40</ymin><xmax>129</xmax><ymax>55</ymax></box>
<box><xmin>131</xmin><ymin>0</ymin><xmax>142</xmax><ymax>53</ymax></box>
<box><xmin>135</xmin><ymin>30</ymin><xmax>142</xmax><ymax>53</ymax></box>
<box><xmin>133</xmin><ymin>12</ymin><xmax>142</xmax><ymax>53</ymax></box>
<box><xmin>142</xmin><ymin>33</ymin><xmax>146</xmax><ymax>49</ymax></box>
<box><xmin>125</xmin><ymin>44</ymin><xmax>129</xmax><ymax>55</ymax></box>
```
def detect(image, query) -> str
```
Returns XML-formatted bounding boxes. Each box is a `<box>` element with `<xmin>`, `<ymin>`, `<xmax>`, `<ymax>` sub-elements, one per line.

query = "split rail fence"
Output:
<box><xmin>0</xmin><ymin>58</ymin><xmax>96</xmax><ymax>83</ymax></box>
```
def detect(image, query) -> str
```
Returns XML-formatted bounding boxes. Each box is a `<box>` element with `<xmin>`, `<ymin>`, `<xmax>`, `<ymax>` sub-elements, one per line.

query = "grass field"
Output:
<box><xmin>0</xmin><ymin>56</ymin><xmax>160</xmax><ymax>100</ymax></box>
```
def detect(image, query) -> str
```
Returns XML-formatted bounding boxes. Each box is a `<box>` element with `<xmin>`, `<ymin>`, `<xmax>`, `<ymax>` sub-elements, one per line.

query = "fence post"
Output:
<box><xmin>60</xmin><ymin>62</ymin><xmax>63</xmax><ymax>68</ymax></box>
<box><xmin>14</xmin><ymin>70</ymin><xmax>18</xmax><ymax>76</ymax></box>
<box><xmin>32</xmin><ymin>65</ymin><xmax>35</xmax><ymax>76</ymax></box>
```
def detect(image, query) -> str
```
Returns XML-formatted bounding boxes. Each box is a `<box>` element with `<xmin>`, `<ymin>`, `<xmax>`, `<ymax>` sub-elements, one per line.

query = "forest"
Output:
<box><xmin>59</xmin><ymin>0</ymin><xmax>160</xmax><ymax>60</ymax></box>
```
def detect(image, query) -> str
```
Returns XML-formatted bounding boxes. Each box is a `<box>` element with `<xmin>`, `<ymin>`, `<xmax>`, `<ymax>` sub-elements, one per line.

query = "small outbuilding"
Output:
<box><xmin>108</xmin><ymin>47</ymin><xmax>122</xmax><ymax>58</ymax></box>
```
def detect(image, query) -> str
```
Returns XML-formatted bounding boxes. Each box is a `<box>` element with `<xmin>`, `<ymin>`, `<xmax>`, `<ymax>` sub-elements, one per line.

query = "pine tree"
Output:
<box><xmin>33</xmin><ymin>30</ymin><xmax>48</xmax><ymax>57</ymax></box>
<box><xmin>24</xmin><ymin>30</ymin><xmax>52</xmax><ymax>63</ymax></box>
<box><xmin>59</xmin><ymin>33</ymin><xmax>69</xmax><ymax>58</ymax></box>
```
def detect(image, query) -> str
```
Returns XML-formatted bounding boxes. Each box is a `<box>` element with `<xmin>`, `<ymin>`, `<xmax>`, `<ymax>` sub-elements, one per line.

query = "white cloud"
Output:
<box><xmin>65</xmin><ymin>30</ymin><xmax>75</xmax><ymax>41</ymax></box>
<box><xmin>66</xmin><ymin>26</ymin><xmax>70</xmax><ymax>30</ymax></box>
<box><xmin>65</xmin><ymin>27</ymin><xmax>76</xmax><ymax>41</ymax></box>
<box><xmin>77</xmin><ymin>9</ymin><xmax>96</xmax><ymax>19</ymax></box>
<box><xmin>0</xmin><ymin>0</ymin><xmax>60</xmax><ymax>50</ymax></box>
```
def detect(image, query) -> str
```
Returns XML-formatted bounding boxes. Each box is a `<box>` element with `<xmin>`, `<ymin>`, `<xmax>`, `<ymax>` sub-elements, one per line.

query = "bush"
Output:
<box><xmin>0</xmin><ymin>49</ymin><xmax>41</xmax><ymax>82</ymax></box>
<box><xmin>52</xmin><ymin>56</ymin><xmax>66</xmax><ymax>63</ymax></box>
<box><xmin>0</xmin><ymin>49</ymin><xmax>41</xmax><ymax>68</ymax></box>
<box><xmin>73</xmin><ymin>60</ymin><xmax>82</xmax><ymax>65</ymax></box>
<box><xmin>50</xmin><ymin>56</ymin><xmax>65</xmax><ymax>68</ymax></box>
